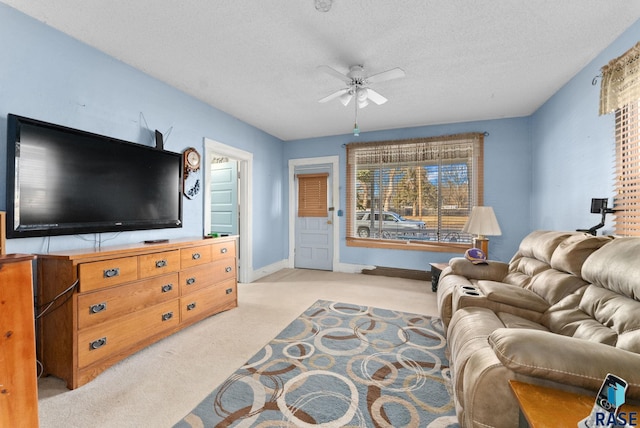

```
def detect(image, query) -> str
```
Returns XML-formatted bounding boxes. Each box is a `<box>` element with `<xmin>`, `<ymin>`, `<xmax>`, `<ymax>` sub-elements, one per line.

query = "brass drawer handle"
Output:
<box><xmin>89</xmin><ymin>337</ymin><xmax>107</xmax><ymax>350</ymax></box>
<box><xmin>186</xmin><ymin>277</ymin><xmax>196</xmax><ymax>285</ymax></box>
<box><xmin>220</xmin><ymin>247</ymin><xmax>228</xmax><ymax>254</ymax></box>
<box><xmin>225</xmin><ymin>266</ymin><xmax>232</xmax><ymax>273</ymax></box>
<box><xmin>162</xmin><ymin>312</ymin><xmax>173</xmax><ymax>321</ymax></box>
<box><xmin>103</xmin><ymin>268</ymin><xmax>120</xmax><ymax>278</ymax></box>
<box><xmin>192</xmin><ymin>253</ymin><xmax>201</xmax><ymax>260</ymax></box>
<box><xmin>161</xmin><ymin>284</ymin><xmax>173</xmax><ymax>293</ymax></box>
<box><xmin>89</xmin><ymin>302</ymin><xmax>107</xmax><ymax>314</ymax></box>
<box><xmin>186</xmin><ymin>302</ymin><xmax>196</xmax><ymax>311</ymax></box>
<box><xmin>156</xmin><ymin>259</ymin><xmax>167</xmax><ymax>268</ymax></box>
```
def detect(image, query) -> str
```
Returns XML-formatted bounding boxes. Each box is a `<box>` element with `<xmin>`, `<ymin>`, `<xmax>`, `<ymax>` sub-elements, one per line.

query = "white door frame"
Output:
<box><xmin>288</xmin><ymin>156</ymin><xmax>340</xmax><ymax>269</ymax></box>
<box><xmin>204</xmin><ymin>138</ymin><xmax>252</xmax><ymax>283</ymax></box>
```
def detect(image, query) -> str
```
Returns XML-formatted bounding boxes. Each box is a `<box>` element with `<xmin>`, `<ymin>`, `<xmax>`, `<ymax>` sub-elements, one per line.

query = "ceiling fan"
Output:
<box><xmin>318</xmin><ymin>64</ymin><xmax>405</xmax><ymax>108</ymax></box>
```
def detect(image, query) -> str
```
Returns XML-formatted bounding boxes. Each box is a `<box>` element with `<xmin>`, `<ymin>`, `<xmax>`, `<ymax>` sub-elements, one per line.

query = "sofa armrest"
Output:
<box><xmin>489</xmin><ymin>328</ymin><xmax>640</xmax><ymax>397</ymax></box>
<box><xmin>448</xmin><ymin>257</ymin><xmax>509</xmax><ymax>282</ymax></box>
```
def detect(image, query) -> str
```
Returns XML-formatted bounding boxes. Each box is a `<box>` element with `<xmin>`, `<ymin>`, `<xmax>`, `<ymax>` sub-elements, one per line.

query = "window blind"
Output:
<box><xmin>614</xmin><ymin>103</ymin><xmax>640</xmax><ymax>236</ymax></box>
<box><xmin>297</xmin><ymin>173</ymin><xmax>329</xmax><ymax>217</ymax></box>
<box><xmin>346</xmin><ymin>133</ymin><xmax>483</xmax><ymax>246</ymax></box>
<box><xmin>600</xmin><ymin>41</ymin><xmax>640</xmax><ymax>236</ymax></box>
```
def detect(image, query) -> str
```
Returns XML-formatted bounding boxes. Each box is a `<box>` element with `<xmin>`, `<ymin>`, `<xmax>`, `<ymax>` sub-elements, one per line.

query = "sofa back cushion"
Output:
<box><xmin>582</xmin><ymin>237</ymin><xmax>640</xmax><ymax>299</ymax></box>
<box><xmin>560</xmin><ymin>237</ymin><xmax>640</xmax><ymax>352</ymax></box>
<box><xmin>526</xmin><ymin>234</ymin><xmax>614</xmax><ymax>306</ymax></box>
<box><xmin>549</xmin><ymin>234</ymin><xmax>614</xmax><ymax>277</ymax></box>
<box><xmin>503</xmin><ymin>231</ymin><xmax>578</xmax><ymax>288</ymax></box>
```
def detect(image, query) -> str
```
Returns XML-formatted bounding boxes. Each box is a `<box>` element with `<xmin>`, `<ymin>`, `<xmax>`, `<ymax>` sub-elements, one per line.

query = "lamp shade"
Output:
<box><xmin>462</xmin><ymin>206</ymin><xmax>502</xmax><ymax>237</ymax></box>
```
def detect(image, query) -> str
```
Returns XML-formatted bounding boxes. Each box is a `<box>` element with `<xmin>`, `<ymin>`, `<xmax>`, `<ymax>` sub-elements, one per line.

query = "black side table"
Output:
<box><xmin>429</xmin><ymin>262</ymin><xmax>449</xmax><ymax>292</ymax></box>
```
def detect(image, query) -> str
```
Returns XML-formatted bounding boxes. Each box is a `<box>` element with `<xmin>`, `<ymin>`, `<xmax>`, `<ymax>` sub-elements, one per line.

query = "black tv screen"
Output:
<box><xmin>6</xmin><ymin>114</ymin><xmax>183</xmax><ymax>238</ymax></box>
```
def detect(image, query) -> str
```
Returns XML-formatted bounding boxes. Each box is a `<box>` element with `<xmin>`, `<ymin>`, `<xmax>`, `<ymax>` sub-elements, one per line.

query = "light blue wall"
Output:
<box><xmin>0</xmin><ymin>4</ymin><xmax>287</xmax><ymax>270</ymax></box>
<box><xmin>285</xmin><ymin>117</ymin><xmax>532</xmax><ymax>266</ymax></box>
<box><xmin>2</xmin><ymin>2</ymin><xmax>637</xmax><ymax>273</ymax></box>
<box><xmin>530</xmin><ymin>20</ymin><xmax>640</xmax><ymax>233</ymax></box>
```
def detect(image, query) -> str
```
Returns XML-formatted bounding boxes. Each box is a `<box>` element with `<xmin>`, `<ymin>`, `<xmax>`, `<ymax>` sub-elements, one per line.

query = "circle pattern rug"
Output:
<box><xmin>174</xmin><ymin>300</ymin><xmax>459</xmax><ymax>427</ymax></box>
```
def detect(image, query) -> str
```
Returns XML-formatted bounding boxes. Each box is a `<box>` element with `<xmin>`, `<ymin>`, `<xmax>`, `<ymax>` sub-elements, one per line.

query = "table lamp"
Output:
<box><xmin>462</xmin><ymin>206</ymin><xmax>502</xmax><ymax>258</ymax></box>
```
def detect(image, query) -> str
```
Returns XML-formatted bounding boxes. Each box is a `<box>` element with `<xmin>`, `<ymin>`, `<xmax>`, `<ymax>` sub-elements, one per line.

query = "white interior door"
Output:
<box><xmin>294</xmin><ymin>165</ymin><xmax>333</xmax><ymax>270</ymax></box>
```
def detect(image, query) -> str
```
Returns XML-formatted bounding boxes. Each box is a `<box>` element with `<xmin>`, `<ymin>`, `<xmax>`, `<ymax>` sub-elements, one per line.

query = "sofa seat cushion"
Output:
<box><xmin>528</xmin><ymin>269</ymin><xmax>589</xmax><ymax>307</ymax></box>
<box><xmin>497</xmin><ymin>312</ymin><xmax>549</xmax><ymax>331</ymax></box>
<box><xmin>477</xmin><ymin>280</ymin><xmax>550</xmax><ymax>313</ymax></box>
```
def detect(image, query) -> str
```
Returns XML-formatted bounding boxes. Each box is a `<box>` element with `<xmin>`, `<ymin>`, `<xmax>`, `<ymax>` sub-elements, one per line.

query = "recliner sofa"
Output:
<box><xmin>436</xmin><ymin>230</ymin><xmax>640</xmax><ymax>427</ymax></box>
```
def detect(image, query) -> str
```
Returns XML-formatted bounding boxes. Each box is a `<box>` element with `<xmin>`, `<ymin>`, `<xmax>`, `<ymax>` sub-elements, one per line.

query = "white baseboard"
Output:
<box><xmin>247</xmin><ymin>260</ymin><xmax>374</xmax><ymax>282</ymax></box>
<box><xmin>248</xmin><ymin>259</ymin><xmax>289</xmax><ymax>283</ymax></box>
<box><xmin>333</xmin><ymin>262</ymin><xmax>375</xmax><ymax>274</ymax></box>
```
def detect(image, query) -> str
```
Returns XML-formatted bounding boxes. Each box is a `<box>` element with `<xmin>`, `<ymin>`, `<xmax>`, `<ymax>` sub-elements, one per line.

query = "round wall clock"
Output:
<box><xmin>184</xmin><ymin>147</ymin><xmax>201</xmax><ymax>173</ymax></box>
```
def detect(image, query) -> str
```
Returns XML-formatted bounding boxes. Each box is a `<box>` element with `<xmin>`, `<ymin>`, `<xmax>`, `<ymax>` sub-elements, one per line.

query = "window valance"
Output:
<box><xmin>600</xmin><ymin>41</ymin><xmax>640</xmax><ymax>115</ymax></box>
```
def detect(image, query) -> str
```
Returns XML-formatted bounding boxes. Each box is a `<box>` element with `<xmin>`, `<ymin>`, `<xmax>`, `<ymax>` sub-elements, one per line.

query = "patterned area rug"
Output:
<box><xmin>175</xmin><ymin>300</ymin><xmax>459</xmax><ymax>427</ymax></box>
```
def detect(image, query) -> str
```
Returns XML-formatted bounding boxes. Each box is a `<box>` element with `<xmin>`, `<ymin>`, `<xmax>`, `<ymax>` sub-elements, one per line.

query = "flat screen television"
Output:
<box><xmin>6</xmin><ymin>114</ymin><xmax>183</xmax><ymax>238</ymax></box>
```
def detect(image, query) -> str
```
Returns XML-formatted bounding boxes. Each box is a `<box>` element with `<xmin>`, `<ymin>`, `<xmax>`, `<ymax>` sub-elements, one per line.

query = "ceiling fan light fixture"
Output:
<box><xmin>339</xmin><ymin>92</ymin><xmax>353</xmax><ymax>106</ymax></box>
<box><xmin>356</xmin><ymin>88</ymin><xmax>369</xmax><ymax>108</ymax></box>
<box><xmin>314</xmin><ymin>0</ymin><xmax>333</xmax><ymax>12</ymax></box>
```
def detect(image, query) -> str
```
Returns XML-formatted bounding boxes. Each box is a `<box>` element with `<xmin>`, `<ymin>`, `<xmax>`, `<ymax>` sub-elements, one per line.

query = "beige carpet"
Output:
<box><xmin>37</xmin><ymin>268</ymin><xmax>439</xmax><ymax>427</ymax></box>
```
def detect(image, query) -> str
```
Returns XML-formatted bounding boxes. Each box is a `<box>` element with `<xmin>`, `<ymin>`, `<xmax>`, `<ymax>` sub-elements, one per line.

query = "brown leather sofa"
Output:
<box><xmin>437</xmin><ymin>231</ymin><xmax>640</xmax><ymax>427</ymax></box>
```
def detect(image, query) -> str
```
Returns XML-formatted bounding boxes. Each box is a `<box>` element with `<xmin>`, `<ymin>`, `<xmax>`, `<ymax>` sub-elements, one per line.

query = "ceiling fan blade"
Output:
<box><xmin>366</xmin><ymin>67</ymin><xmax>406</xmax><ymax>84</ymax></box>
<box><xmin>319</xmin><ymin>88</ymin><xmax>349</xmax><ymax>103</ymax></box>
<box><xmin>365</xmin><ymin>88</ymin><xmax>388</xmax><ymax>105</ymax></box>
<box><xmin>318</xmin><ymin>65</ymin><xmax>352</xmax><ymax>84</ymax></box>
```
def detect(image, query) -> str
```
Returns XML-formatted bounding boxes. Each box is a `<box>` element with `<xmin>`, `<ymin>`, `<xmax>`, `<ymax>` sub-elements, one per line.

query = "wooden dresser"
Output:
<box><xmin>0</xmin><ymin>254</ymin><xmax>39</xmax><ymax>428</ymax></box>
<box><xmin>37</xmin><ymin>236</ymin><xmax>237</xmax><ymax>389</ymax></box>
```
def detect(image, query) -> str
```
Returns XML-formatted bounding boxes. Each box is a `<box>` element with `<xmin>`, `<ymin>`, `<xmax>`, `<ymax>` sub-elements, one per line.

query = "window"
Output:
<box><xmin>600</xmin><ymin>41</ymin><xmax>640</xmax><ymax>236</ymax></box>
<box><xmin>346</xmin><ymin>133</ymin><xmax>484</xmax><ymax>252</ymax></box>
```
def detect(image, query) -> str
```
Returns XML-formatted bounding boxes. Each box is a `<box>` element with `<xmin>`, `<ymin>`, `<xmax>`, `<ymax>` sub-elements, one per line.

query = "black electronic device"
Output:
<box><xmin>590</xmin><ymin>198</ymin><xmax>608</xmax><ymax>214</ymax></box>
<box><xmin>6</xmin><ymin>114</ymin><xmax>183</xmax><ymax>238</ymax></box>
<box><xmin>144</xmin><ymin>239</ymin><xmax>170</xmax><ymax>244</ymax></box>
<box><xmin>578</xmin><ymin>198</ymin><xmax>616</xmax><ymax>236</ymax></box>
<box><xmin>155</xmin><ymin>129</ymin><xmax>164</xmax><ymax>150</ymax></box>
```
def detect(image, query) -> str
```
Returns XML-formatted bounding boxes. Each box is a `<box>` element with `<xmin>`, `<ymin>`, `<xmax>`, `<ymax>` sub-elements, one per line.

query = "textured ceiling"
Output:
<box><xmin>3</xmin><ymin>1</ymin><xmax>640</xmax><ymax>141</ymax></box>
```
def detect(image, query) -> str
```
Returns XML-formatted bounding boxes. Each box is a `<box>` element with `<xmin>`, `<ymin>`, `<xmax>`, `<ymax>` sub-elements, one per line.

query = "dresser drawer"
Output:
<box><xmin>180</xmin><ymin>278</ymin><xmax>237</xmax><ymax>323</ymax></box>
<box><xmin>138</xmin><ymin>250</ymin><xmax>180</xmax><ymax>279</ymax></box>
<box><xmin>209</xmin><ymin>257</ymin><xmax>237</xmax><ymax>282</ymax></box>
<box><xmin>77</xmin><ymin>299</ymin><xmax>179</xmax><ymax>368</ymax></box>
<box><xmin>79</xmin><ymin>257</ymin><xmax>138</xmax><ymax>292</ymax></box>
<box><xmin>179</xmin><ymin>263</ymin><xmax>217</xmax><ymax>295</ymax></box>
<box><xmin>210</xmin><ymin>240</ymin><xmax>236</xmax><ymax>262</ymax></box>
<box><xmin>77</xmin><ymin>273</ymin><xmax>179</xmax><ymax>330</ymax></box>
<box><xmin>179</xmin><ymin>258</ymin><xmax>236</xmax><ymax>295</ymax></box>
<box><xmin>180</xmin><ymin>244</ymin><xmax>212</xmax><ymax>268</ymax></box>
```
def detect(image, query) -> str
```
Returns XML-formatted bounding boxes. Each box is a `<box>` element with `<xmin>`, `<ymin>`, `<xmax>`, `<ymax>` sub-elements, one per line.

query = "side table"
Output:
<box><xmin>429</xmin><ymin>262</ymin><xmax>449</xmax><ymax>292</ymax></box>
<box><xmin>510</xmin><ymin>380</ymin><xmax>640</xmax><ymax>428</ymax></box>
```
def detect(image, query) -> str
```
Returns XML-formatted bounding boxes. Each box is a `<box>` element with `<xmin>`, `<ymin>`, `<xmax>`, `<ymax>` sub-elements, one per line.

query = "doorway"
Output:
<box><xmin>203</xmin><ymin>139</ymin><xmax>252</xmax><ymax>283</ymax></box>
<box><xmin>288</xmin><ymin>156</ymin><xmax>340</xmax><ymax>271</ymax></box>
